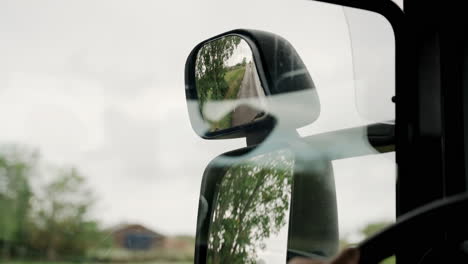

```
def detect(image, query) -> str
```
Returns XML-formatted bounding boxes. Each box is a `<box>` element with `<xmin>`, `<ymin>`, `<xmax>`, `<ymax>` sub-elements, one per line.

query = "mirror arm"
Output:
<box><xmin>367</xmin><ymin>123</ymin><xmax>395</xmax><ymax>152</ymax></box>
<box><xmin>246</xmin><ymin>124</ymin><xmax>306</xmax><ymax>147</ymax></box>
<box><xmin>245</xmin><ymin>115</ymin><xmax>277</xmax><ymax>146</ymax></box>
<box><xmin>246</xmin><ymin>128</ymin><xmax>272</xmax><ymax>146</ymax></box>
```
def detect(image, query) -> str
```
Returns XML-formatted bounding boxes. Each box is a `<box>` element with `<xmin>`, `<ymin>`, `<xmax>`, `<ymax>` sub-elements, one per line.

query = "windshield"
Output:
<box><xmin>0</xmin><ymin>0</ymin><xmax>396</xmax><ymax>263</ymax></box>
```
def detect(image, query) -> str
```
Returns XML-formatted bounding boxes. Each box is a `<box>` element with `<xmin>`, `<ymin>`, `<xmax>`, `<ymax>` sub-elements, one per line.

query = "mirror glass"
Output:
<box><xmin>195</xmin><ymin>35</ymin><xmax>267</xmax><ymax>133</ymax></box>
<box><xmin>207</xmin><ymin>150</ymin><xmax>294</xmax><ymax>264</ymax></box>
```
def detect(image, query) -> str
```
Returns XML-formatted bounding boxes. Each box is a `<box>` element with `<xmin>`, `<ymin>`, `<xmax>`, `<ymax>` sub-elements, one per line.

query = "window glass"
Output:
<box><xmin>0</xmin><ymin>0</ymin><xmax>395</xmax><ymax>263</ymax></box>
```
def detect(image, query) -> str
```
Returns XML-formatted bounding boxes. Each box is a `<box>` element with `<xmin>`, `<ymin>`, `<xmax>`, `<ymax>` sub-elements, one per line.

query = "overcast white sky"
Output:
<box><xmin>0</xmin><ymin>0</ymin><xmax>400</xmax><ymax>260</ymax></box>
<box><xmin>226</xmin><ymin>39</ymin><xmax>253</xmax><ymax>67</ymax></box>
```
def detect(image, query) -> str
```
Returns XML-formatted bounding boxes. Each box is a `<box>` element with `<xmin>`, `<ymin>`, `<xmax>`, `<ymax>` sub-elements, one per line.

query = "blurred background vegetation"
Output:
<box><xmin>0</xmin><ymin>144</ymin><xmax>194</xmax><ymax>264</ymax></box>
<box><xmin>1</xmin><ymin>143</ymin><xmax>393</xmax><ymax>264</ymax></box>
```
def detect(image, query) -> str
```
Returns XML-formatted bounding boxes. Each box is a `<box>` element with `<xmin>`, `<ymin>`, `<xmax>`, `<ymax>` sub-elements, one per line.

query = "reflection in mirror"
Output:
<box><xmin>195</xmin><ymin>35</ymin><xmax>266</xmax><ymax>132</ymax></box>
<box><xmin>207</xmin><ymin>150</ymin><xmax>294</xmax><ymax>264</ymax></box>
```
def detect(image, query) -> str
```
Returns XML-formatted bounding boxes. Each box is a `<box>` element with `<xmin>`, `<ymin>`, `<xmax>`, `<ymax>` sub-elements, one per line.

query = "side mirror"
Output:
<box><xmin>195</xmin><ymin>145</ymin><xmax>338</xmax><ymax>264</ymax></box>
<box><xmin>190</xmin><ymin>1</ymin><xmax>402</xmax><ymax>263</ymax></box>
<box><xmin>185</xmin><ymin>29</ymin><xmax>320</xmax><ymax>140</ymax></box>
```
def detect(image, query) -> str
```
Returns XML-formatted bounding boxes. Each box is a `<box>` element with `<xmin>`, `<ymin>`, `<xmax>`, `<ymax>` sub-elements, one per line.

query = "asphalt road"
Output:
<box><xmin>231</xmin><ymin>62</ymin><xmax>265</xmax><ymax>127</ymax></box>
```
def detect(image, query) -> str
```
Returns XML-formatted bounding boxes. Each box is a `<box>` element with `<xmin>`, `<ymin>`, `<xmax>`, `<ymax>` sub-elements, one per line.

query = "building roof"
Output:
<box><xmin>110</xmin><ymin>223</ymin><xmax>165</xmax><ymax>238</ymax></box>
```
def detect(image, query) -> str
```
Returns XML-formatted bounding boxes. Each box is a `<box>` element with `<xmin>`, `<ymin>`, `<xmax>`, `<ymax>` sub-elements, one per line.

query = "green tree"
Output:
<box><xmin>242</xmin><ymin>57</ymin><xmax>247</xmax><ymax>66</ymax></box>
<box><xmin>0</xmin><ymin>144</ymin><xmax>107</xmax><ymax>261</ymax></box>
<box><xmin>195</xmin><ymin>36</ymin><xmax>242</xmax><ymax>109</ymax></box>
<box><xmin>30</xmin><ymin>167</ymin><xmax>104</xmax><ymax>260</ymax></box>
<box><xmin>207</xmin><ymin>150</ymin><xmax>294</xmax><ymax>264</ymax></box>
<box><xmin>0</xmin><ymin>145</ymin><xmax>39</xmax><ymax>260</ymax></box>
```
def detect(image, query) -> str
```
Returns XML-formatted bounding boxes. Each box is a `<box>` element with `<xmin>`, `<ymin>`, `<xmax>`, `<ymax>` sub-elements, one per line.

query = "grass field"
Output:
<box><xmin>224</xmin><ymin>65</ymin><xmax>246</xmax><ymax>99</ymax></box>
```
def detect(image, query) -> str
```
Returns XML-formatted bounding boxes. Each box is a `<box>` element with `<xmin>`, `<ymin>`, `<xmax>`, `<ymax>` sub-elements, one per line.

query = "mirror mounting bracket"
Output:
<box><xmin>245</xmin><ymin>114</ymin><xmax>277</xmax><ymax>146</ymax></box>
<box><xmin>246</xmin><ymin>128</ymin><xmax>272</xmax><ymax>146</ymax></box>
<box><xmin>245</xmin><ymin>122</ymin><xmax>302</xmax><ymax>147</ymax></box>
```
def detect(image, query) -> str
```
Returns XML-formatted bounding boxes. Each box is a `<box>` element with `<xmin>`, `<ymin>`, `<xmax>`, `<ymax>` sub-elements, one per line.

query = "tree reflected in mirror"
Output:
<box><xmin>207</xmin><ymin>150</ymin><xmax>294</xmax><ymax>264</ymax></box>
<box><xmin>195</xmin><ymin>36</ymin><xmax>242</xmax><ymax>104</ymax></box>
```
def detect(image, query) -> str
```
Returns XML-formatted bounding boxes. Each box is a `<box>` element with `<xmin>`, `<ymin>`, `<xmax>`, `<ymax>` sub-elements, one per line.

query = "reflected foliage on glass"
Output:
<box><xmin>207</xmin><ymin>150</ymin><xmax>294</xmax><ymax>264</ymax></box>
<box><xmin>196</xmin><ymin>36</ymin><xmax>242</xmax><ymax>104</ymax></box>
<box><xmin>195</xmin><ymin>35</ymin><xmax>265</xmax><ymax>132</ymax></box>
